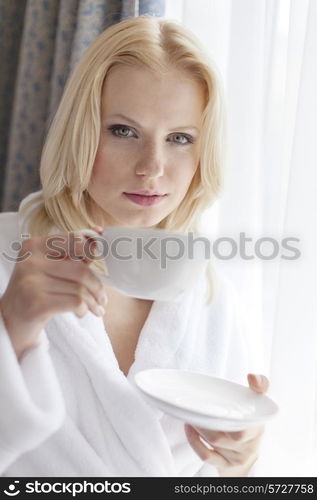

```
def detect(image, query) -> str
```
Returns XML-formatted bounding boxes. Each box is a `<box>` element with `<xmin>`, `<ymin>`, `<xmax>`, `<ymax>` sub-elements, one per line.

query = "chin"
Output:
<box><xmin>115</xmin><ymin>212</ymin><xmax>167</xmax><ymax>228</ymax></box>
<box><xmin>124</xmin><ymin>218</ymin><xmax>163</xmax><ymax>228</ymax></box>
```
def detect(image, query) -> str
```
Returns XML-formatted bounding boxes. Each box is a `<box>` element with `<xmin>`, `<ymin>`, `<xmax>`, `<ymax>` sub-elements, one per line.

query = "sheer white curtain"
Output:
<box><xmin>165</xmin><ymin>0</ymin><xmax>317</xmax><ymax>476</ymax></box>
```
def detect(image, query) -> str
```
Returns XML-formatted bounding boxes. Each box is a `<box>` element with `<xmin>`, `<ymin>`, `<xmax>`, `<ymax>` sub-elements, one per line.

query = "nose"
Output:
<box><xmin>135</xmin><ymin>142</ymin><xmax>165</xmax><ymax>178</ymax></box>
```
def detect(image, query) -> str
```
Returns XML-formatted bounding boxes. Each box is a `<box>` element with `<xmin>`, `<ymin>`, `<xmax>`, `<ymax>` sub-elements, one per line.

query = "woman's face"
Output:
<box><xmin>88</xmin><ymin>65</ymin><xmax>205</xmax><ymax>227</ymax></box>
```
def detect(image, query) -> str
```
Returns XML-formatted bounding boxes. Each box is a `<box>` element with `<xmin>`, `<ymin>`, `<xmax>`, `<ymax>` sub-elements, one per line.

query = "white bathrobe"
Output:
<box><xmin>0</xmin><ymin>195</ymin><xmax>252</xmax><ymax>477</ymax></box>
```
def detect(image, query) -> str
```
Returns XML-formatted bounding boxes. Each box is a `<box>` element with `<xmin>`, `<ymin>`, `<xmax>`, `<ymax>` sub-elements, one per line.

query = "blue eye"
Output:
<box><xmin>169</xmin><ymin>133</ymin><xmax>193</xmax><ymax>145</ymax></box>
<box><xmin>108</xmin><ymin>125</ymin><xmax>135</xmax><ymax>138</ymax></box>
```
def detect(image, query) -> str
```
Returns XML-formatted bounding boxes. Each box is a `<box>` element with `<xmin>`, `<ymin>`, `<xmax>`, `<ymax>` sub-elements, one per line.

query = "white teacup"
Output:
<box><xmin>79</xmin><ymin>226</ymin><xmax>209</xmax><ymax>301</ymax></box>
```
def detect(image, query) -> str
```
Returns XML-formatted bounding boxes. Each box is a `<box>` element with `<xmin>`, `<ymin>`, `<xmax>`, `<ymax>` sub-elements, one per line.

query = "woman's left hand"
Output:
<box><xmin>184</xmin><ymin>373</ymin><xmax>269</xmax><ymax>476</ymax></box>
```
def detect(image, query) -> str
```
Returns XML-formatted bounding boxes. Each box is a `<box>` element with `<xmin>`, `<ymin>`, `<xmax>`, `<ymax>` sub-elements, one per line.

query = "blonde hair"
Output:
<box><xmin>19</xmin><ymin>15</ymin><xmax>227</xmax><ymax>303</ymax></box>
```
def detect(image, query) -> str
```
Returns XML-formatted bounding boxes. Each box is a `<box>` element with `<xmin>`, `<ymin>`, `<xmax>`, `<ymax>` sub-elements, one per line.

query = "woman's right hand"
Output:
<box><xmin>0</xmin><ymin>228</ymin><xmax>108</xmax><ymax>360</ymax></box>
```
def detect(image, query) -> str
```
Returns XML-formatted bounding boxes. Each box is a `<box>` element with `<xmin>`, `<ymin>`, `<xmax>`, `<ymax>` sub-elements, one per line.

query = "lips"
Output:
<box><xmin>125</xmin><ymin>190</ymin><xmax>165</xmax><ymax>196</ymax></box>
<box><xmin>123</xmin><ymin>192</ymin><xmax>167</xmax><ymax>207</ymax></box>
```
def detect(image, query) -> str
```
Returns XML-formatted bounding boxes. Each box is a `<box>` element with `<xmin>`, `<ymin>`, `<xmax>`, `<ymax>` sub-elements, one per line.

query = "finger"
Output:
<box><xmin>74</xmin><ymin>301</ymin><xmax>89</xmax><ymax>318</ymax></box>
<box><xmin>216</xmin><ymin>429</ymin><xmax>264</xmax><ymax>468</ymax></box>
<box><xmin>196</xmin><ymin>424</ymin><xmax>263</xmax><ymax>451</ymax></box>
<box><xmin>192</xmin><ymin>430</ymin><xmax>262</xmax><ymax>469</ymax></box>
<box><xmin>193</xmin><ymin>429</ymin><xmax>225</xmax><ymax>447</ymax></box>
<box><xmin>247</xmin><ymin>373</ymin><xmax>269</xmax><ymax>393</ymax></box>
<box><xmin>74</xmin><ymin>231</ymin><xmax>109</xmax><ymax>276</ymax></box>
<box><xmin>210</xmin><ymin>441</ymin><xmax>259</xmax><ymax>468</ymax></box>
<box><xmin>42</xmin><ymin>275</ymin><xmax>106</xmax><ymax>317</ymax></box>
<box><xmin>51</xmin><ymin>294</ymin><xmax>88</xmax><ymax>318</ymax></box>
<box><xmin>37</xmin><ymin>292</ymin><xmax>90</xmax><ymax>319</ymax></box>
<box><xmin>90</xmin><ymin>225</ymin><xmax>104</xmax><ymax>235</ymax></box>
<box><xmin>67</xmin><ymin>232</ymin><xmax>101</xmax><ymax>264</ymax></box>
<box><xmin>184</xmin><ymin>424</ymin><xmax>229</xmax><ymax>469</ymax></box>
<box><xmin>43</xmin><ymin>260</ymin><xmax>107</xmax><ymax>306</ymax></box>
<box><xmin>224</xmin><ymin>424</ymin><xmax>265</xmax><ymax>445</ymax></box>
<box><xmin>38</xmin><ymin>232</ymin><xmax>100</xmax><ymax>264</ymax></box>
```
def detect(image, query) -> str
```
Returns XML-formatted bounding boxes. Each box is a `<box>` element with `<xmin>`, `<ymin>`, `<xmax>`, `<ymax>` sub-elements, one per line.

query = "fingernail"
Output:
<box><xmin>185</xmin><ymin>424</ymin><xmax>193</xmax><ymax>435</ymax></box>
<box><xmin>95</xmin><ymin>305</ymin><xmax>105</xmax><ymax>316</ymax></box>
<box><xmin>253</xmin><ymin>374</ymin><xmax>263</xmax><ymax>385</ymax></box>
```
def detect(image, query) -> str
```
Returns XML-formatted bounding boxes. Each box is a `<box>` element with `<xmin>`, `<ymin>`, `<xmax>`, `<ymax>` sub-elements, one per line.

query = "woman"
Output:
<box><xmin>0</xmin><ymin>15</ymin><xmax>268</xmax><ymax>477</ymax></box>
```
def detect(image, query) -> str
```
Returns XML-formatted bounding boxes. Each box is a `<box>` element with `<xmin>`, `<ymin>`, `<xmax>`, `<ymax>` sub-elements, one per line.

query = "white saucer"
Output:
<box><xmin>134</xmin><ymin>369</ymin><xmax>279</xmax><ymax>431</ymax></box>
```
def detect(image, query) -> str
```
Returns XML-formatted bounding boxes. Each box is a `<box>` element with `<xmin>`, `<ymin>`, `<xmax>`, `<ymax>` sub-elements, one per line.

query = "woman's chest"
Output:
<box><xmin>103</xmin><ymin>295</ymin><xmax>153</xmax><ymax>376</ymax></box>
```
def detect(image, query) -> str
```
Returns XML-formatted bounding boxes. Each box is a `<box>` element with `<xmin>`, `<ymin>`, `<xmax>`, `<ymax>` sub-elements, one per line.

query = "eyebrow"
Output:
<box><xmin>105</xmin><ymin>113</ymin><xmax>200</xmax><ymax>133</ymax></box>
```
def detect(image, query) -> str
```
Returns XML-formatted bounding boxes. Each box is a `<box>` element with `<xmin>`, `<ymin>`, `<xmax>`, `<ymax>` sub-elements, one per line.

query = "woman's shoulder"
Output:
<box><xmin>0</xmin><ymin>190</ymin><xmax>42</xmax><ymax>271</ymax></box>
<box><xmin>0</xmin><ymin>211</ymin><xmax>19</xmax><ymax>244</ymax></box>
<box><xmin>0</xmin><ymin>211</ymin><xmax>20</xmax><ymax>285</ymax></box>
<box><xmin>0</xmin><ymin>190</ymin><xmax>43</xmax><ymax>237</ymax></box>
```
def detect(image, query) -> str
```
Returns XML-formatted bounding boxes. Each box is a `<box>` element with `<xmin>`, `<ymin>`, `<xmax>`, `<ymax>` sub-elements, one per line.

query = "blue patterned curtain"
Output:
<box><xmin>0</xmin><ymin>0</ymin><xmax>165</xmax><ymax>211</ymax></box>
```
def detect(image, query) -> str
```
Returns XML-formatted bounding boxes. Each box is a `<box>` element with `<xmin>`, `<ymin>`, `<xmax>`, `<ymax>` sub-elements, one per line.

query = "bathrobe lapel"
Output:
<box><xmin>45</xmin><ymin>286</ymin><xmax>201</xmax><ymax>476</ymax></box>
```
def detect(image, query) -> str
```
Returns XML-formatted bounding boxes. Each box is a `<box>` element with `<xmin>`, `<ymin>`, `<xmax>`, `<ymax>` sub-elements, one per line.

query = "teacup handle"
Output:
<box><xmin>76</xmin><ymin>228</ymin><xmax>104</xmax><ymax>258</ymax></box>
<box><xmin>76</xmin><ymin>228</ymin><xmax>111</xmax><ymax>282</ymax></box>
